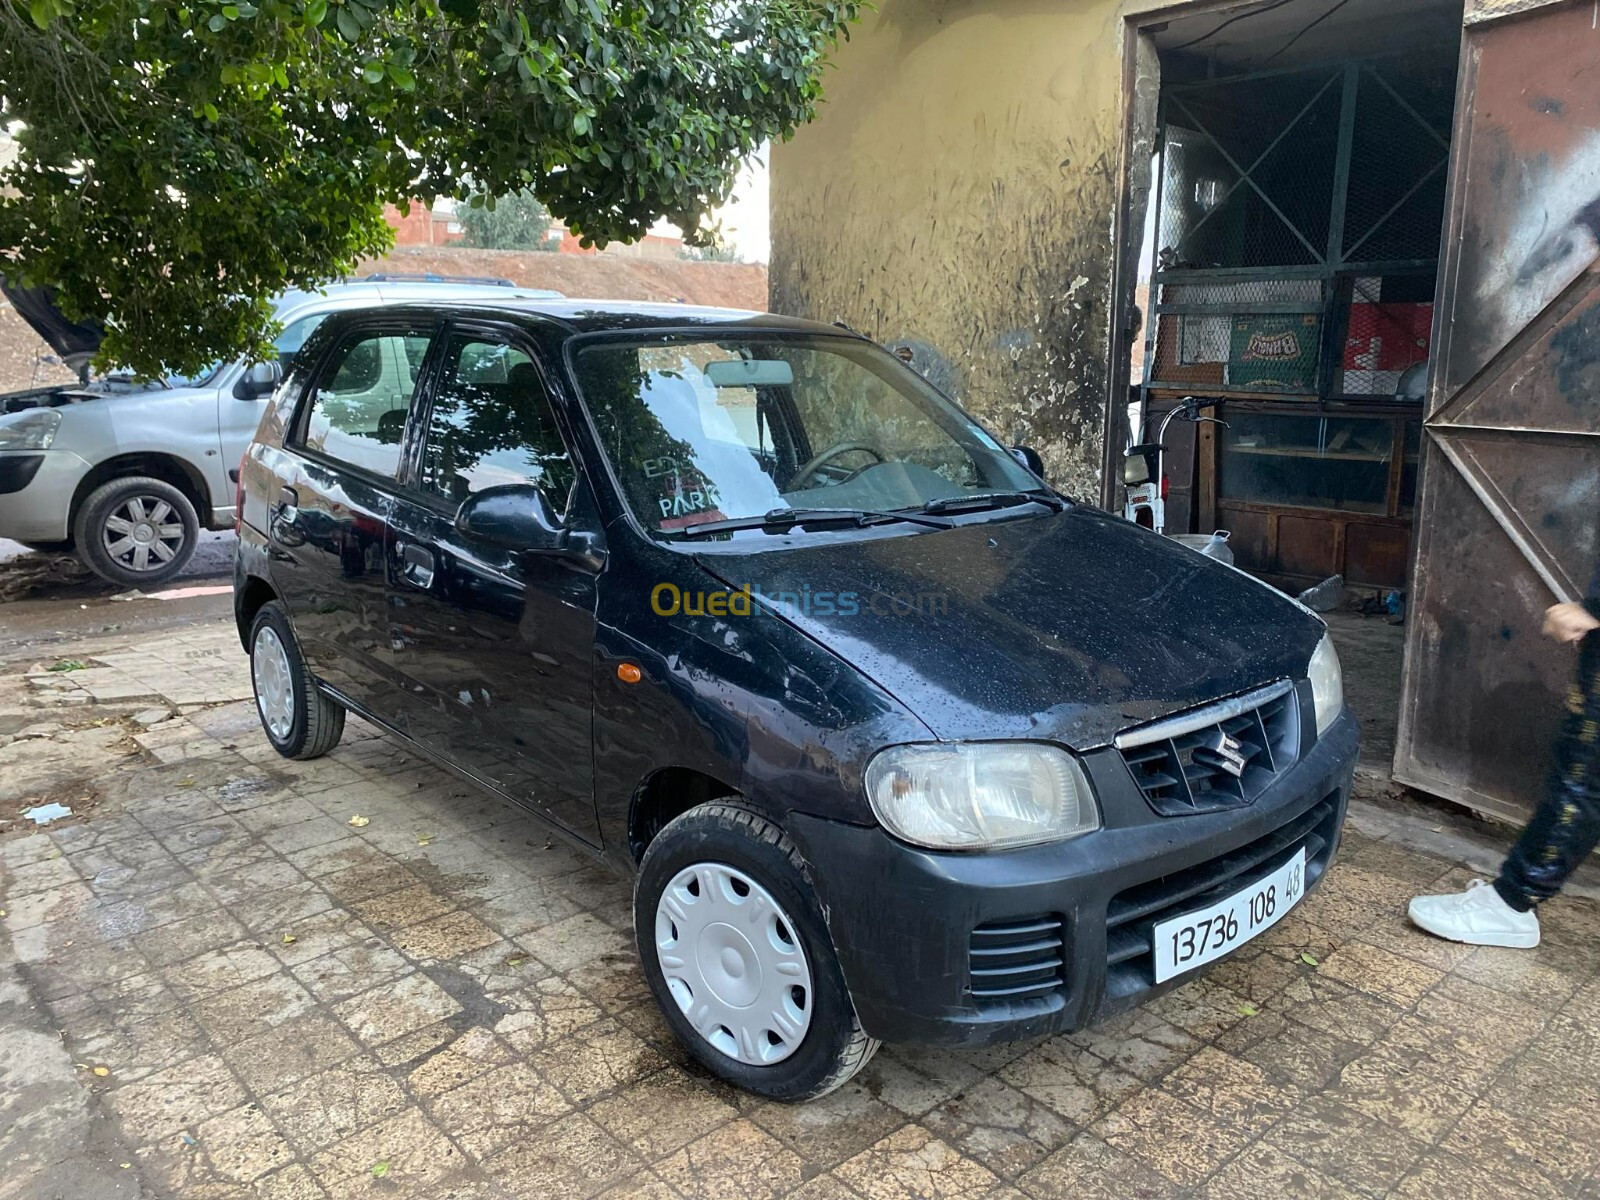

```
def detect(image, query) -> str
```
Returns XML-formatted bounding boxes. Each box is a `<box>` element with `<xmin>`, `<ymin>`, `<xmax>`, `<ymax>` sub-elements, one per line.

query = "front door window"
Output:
<box><xmin>419</xmin><ymin>335</ymin><xmax>576</xmax><ymax>508</ymax></box>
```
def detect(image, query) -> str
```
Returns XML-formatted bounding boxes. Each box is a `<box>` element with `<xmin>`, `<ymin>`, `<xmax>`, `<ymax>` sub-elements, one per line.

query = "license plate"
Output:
<box><xmin>1152</xmin><ymin>847</ymin><xmax>1306</xmax><ymax>984</ymax></box>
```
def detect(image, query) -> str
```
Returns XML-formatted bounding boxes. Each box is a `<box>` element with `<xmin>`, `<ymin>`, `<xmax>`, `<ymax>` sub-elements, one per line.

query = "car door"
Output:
<box><xmin>271</xmin><ymin>316</ymin><xmax>439</xmax><ymax>722</ymax></box>
<box><xmin>386</xmin><ymin>321</ymin><xmax>601</xmax><ymax>843</ymax></box>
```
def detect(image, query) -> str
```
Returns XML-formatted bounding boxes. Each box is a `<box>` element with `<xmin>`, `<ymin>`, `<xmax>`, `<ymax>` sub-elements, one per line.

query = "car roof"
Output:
<box><xmin>273</xmin><ymin>279</ymin><xmax>565</xmax><ymax>313</ymax></box>
<box><xmin>352</xmin><ymin>298</ymin><xmax>854</xmax><ymax>339</ymax></box>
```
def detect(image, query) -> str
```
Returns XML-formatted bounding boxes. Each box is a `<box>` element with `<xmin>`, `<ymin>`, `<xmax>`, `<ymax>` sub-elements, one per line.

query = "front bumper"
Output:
<box><xmin>0</xmin><ymin>449</ymin><xmax>91</xmax><ymax>542</ymax></box>
<box><xmin>787</xmin><ymin>700</ymin><xmax>1358</xmax><ymax>1046</ymax></box>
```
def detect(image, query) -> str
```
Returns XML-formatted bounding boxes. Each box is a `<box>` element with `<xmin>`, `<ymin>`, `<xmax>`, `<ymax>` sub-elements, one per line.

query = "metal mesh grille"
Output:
<box><xmin>1143</xmin><ymin>59</ymin><xmax>1450</xmax><ymax>403</ymax></box>
<box><xmin>1148</xmin><ymin>279</ymin><xmax>1323</xmax><ymax>394</ymax></box>
<box><xmin>1156</xmin><ymin>69</ymin><xmax>1342</xmax><ymax>272</ymax></box>
<box><xmin>1341</xmin><ymin>64</ymin><xmax>1453</xmax><ymax>266</ymax></box>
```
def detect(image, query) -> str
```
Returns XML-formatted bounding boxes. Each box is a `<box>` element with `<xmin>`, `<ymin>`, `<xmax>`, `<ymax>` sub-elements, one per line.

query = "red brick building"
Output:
<box><xmin>382</xmin><ymin>202</ymin><xmax>464</xmax><ymax>247</ymax></box>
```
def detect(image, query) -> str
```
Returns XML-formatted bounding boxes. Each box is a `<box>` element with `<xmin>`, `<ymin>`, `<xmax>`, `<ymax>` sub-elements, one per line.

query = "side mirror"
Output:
<box><xmin>1010</xmin><ymin>445</ymin><xmax>1045</xmax><ymax>478</ymax></box>
<box><xmin>455</xmin><ymin>483</ymin><xmax>565</xmax><ymax>551</ymax></box>
<box><xmin>233</xmin><ymin>360</ymin><xmax>282</xmax><ymax>400</ymax></box>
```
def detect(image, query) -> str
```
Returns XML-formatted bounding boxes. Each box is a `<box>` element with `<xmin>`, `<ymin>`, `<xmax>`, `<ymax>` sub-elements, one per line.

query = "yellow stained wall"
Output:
<box><xmin>771</xmin><ymin>0</ymin><xmax>1140</xmax><ymax>499</ymax></box>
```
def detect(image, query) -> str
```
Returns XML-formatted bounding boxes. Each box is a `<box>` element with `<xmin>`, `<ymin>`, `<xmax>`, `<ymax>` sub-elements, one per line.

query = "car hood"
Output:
<box><xmin>2</xmin><ymin>282</ymin><xmax>102</xmax><ymax>362</ymax></box>
<box><xmin>0</xmin><ymin>378</ymin><xmax>174</xmax><ymax>414</ymax></box>
<box><xmin>692</xmin><ymin>505</ymin><xmax>1325</xmax><ymax>750</ymax></box>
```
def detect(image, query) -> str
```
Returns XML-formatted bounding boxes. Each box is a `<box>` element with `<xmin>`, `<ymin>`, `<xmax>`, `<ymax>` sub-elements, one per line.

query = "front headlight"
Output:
<box><xmin>1308</xmin><ymin>631</ymin><xmax>1344</xmax><ymax>736</ymax></box>
<box><xmin>864</xmin><ymin>742</ymin><xmax>1100</xmax><ymax>851</ymax></box>
<box><xmin>0</xmin><ymin>408</ymin><xmax>62</xmax><ymax>451</ymax></box>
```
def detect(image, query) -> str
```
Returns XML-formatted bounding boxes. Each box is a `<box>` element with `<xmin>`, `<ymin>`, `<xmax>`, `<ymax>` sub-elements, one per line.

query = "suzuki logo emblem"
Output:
<box><xmin>1195</xmin><ymin>729</ymin><xmax>1250</xmax><ymax>778</ymax></box>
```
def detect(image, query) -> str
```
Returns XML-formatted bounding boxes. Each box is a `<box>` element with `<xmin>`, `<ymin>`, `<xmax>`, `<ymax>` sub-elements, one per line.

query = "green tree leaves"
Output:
<box><xmin>0</xmin><ymin>0</ymin><xmax>859</xmax><ymax>376</ymax></box>
<box><xmin>456</xmin><ymin>190</ymin><xmax>554</xmax><ymax>251</ymax></box>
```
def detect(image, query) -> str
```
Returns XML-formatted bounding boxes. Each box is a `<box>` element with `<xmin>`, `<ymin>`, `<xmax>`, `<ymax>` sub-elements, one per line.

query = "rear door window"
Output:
<box><xmin>298</xmin><ymin>328</ymin><xmax>433</xmax><ymax>479</ymax></box>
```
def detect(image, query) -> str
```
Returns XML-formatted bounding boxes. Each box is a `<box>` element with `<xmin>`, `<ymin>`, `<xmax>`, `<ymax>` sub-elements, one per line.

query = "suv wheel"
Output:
<box><xmin>73</xmin><ymin>476</ymin><xmax>199</xmax><ymax>588</ymax></box>
<box><xmin>634</xmin><ymin>802</ymin><xmax>878</xmax><ymax>1101</ymax></box>
<box><xmin>249</xmin><ymin>601</ymin><xmax>345</xmax><ymax>759</ymax></box>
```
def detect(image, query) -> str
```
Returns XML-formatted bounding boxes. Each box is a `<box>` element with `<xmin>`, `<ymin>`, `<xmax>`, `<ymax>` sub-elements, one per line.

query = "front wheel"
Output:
<box><xmin>249</xmin><ymin>601</ymin><xmax>345</xmax><ymax>760</ymax></box>
<box><xmin>634</xmin><ymin>802</ymin><xmax>878</xmax><ymax>1101</ymax></box>
<box><xmin>73</xmin><ymin>476</ymin><xmax>198</xmax><ymax>588</ymax></box>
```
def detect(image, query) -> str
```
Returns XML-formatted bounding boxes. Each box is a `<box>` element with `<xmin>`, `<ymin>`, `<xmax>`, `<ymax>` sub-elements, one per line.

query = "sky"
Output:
<box><xmin>643</xmin><ymin>148</ymin><xmax>770</xmax><ymax>261</ymax></box>
<box><xmin>716</xmin><ymin>150</ymin><xmax>771</xmax><ymax>263</ymax></box>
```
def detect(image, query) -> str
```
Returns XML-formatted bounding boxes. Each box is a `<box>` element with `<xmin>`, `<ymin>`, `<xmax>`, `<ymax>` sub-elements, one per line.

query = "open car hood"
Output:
<box><xmin>2</xmin><ymin>282</ymin><xmax>102</xmax><ymax>366</ymax></box>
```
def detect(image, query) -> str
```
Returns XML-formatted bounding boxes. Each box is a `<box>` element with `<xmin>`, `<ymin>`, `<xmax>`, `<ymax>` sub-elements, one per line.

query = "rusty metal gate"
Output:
<box><xmin>1395</xmin><ymin>0</ymin><xmax>1600</xmax><ymax>821</ymax></box>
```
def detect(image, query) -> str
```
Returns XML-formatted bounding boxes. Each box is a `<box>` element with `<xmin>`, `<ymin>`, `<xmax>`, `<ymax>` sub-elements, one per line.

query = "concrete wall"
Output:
<box><xmin>770</xmin><ymin>0</ymin><xmax>1140</xmax><ymax>499</ymax></box>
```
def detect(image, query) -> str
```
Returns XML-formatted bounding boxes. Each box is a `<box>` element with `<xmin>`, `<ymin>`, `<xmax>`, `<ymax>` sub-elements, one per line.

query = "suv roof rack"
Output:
<box><xmin>358</xmin><ymin>272</ymin><xmax>517</xmax><ymax>287</ymax></box>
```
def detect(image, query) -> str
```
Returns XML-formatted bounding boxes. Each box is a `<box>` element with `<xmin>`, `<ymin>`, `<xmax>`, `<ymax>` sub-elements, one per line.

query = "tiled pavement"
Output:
<box><xmin>2</xmin><ymin>621</ymin><xmax>1599</xmax><ymax>1200</ymax></box>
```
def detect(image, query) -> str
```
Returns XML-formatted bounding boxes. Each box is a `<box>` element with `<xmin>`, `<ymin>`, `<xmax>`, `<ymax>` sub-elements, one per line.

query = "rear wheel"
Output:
<box><xmin>249</xmin><ymin>601</ymin><xmax>344</xmax><ymax>760</ymax></box>
<box><xmin>634</xmin><ymin>802</ymin><xmax>878</xmax><ymax>1101</ymax></box>
<box><xmin>73</xmin><ymin>476</ymin><xmax>198</xmax><ymax>588</ymax></box>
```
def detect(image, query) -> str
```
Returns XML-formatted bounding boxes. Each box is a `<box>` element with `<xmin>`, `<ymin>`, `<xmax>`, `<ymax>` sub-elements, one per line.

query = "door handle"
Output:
<box><xmin>395</xmin><ymin>539</ymin><xmax>437</xmax><ymax>590</ymax></box>
<box><xmin>272</xmin><ymin>484</ymin><xmax>300</xmax><ymax>533</ymax></box>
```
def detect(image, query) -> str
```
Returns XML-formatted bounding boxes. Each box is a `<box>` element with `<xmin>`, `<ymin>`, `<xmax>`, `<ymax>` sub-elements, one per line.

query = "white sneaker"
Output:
<box><xmin>1407</xmin><ymin>880</ymin><xmax>1540</xmax><ymax>948</ymax></box>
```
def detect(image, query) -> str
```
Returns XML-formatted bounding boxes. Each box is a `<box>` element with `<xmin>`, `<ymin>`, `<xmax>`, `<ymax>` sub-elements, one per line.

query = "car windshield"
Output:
<box><xmin>573</xmin><ymin>334</ymin><xmax>1044</xmax><ymax>537</ymax></box>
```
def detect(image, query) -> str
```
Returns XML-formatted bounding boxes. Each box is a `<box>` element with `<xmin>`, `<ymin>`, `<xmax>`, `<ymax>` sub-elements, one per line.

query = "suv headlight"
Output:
<box><xmin>0</xmin><ymin>408</ymin><xmax>62</xmax><ymax>450</ymax></box>
<box><xmin>864</xmin><ymin>742</ymin><xmax>1099</xmax><ymax>851</ymax></box>
<box><xmin>1309</xmin><ymin>631</ymin><xmax>1344</xmax><ymax>736</ymax></box>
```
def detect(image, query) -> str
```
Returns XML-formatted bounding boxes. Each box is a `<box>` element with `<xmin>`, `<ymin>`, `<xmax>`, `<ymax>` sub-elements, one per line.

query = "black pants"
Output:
<box><xmin>1495</xmin><ymin>632</ymin><xmax>1600</xmax><ymax>911</ymax></box>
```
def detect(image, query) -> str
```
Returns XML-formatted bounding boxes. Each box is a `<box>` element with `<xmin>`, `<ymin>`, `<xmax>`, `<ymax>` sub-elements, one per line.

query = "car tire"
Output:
<box><xmin>73</xmin><ymin>476</ymin><xmax>199</xmax><ymax>588</ymax></box>
<box><xmin>248</xmin><ymin>601</ymin><xmax>345</xmax><ymax>760</ymax></box>
<box><xmin>634</xmin><ymin>801</ymin><xmax>879</xmax><ymax>1101</ymax></box>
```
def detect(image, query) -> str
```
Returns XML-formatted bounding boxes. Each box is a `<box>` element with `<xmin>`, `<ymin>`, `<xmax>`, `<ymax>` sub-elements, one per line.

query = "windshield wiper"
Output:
<box><xmin>919</xmin><ymin>490</ymin><xmax>1066</xmax><ymax>515</ymax></box>
<box><xmin>679</xmin><ymin>506</ymin><xmax>954</xmax><ymax>539</ymax></box>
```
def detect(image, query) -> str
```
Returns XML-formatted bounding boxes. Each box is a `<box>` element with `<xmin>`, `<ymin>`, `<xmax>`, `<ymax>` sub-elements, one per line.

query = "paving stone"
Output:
<box><xmin>653</xmin><ymin>1118</ymin><xmax>806</xmax><ymax>1200</ymax></box>
<box><xmin>425</xmin><ymin>1061</ymin><xmax>572</xmax><ymax>1159</ymax></box>
<box><xmin>333</xmin><ymin>970</ymin><xmax>463</xmax><ymax>1047</ymax></box>
<box><xmin>590</xmin><ymin>1070</ymin><xmax>740</xmax><ymax>1160</ymax></box>
<box><xmin>746</xmin><ymin>1077</ymin><xmax>904</xmax><ymax>1170</ymax></box>
<box><xmin>8</xmin><ymin>615</ymin><xmax>1600</xmax><ymax>1199</ymax></box>
<box><xmin>834</xmin><ymin>1124</ymin><xmax>998</xmax><ymax>1200</ymax></box>
<box><xmin>1017</xmin><ymin>1133</ymin><xmax>1178</xmax><ymax>1200</ymax></box>
<box><xmin>260</xmin><ymin>1056</ymin><xmax>410</xmax><ymax>1156</ymax></box>
<box><xmin>1091</xmin><ymin>1087</ymin><xmax>1253</xmax><ymax>1188</ymax></box>
<box><xmin>480</xmin><ymin>1112</ymin><xmax>640</xmax><ymax>1197</ymax></box>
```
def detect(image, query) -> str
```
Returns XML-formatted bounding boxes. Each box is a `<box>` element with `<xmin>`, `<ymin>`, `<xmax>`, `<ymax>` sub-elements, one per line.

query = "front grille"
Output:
<box><xmin>1103</xmin><ymin>793</ymin><xmax>1340</xmax><ymax>1001</ymax></box>
<box><xmin>1119</xmin><ymin>683</ymin><xmax>1301</xmax><ymax>816</ymax></box>
<box><xmin>968</xmin><ymin>915</ymin><xmax>1066</xmax><ymax>1008</ymax></box>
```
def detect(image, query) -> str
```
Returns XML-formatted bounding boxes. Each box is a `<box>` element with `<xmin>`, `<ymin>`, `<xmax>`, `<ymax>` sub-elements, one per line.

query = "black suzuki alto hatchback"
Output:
<box><xmin>235</xmin><ymin>300</ymin><xmax>1356</xmax><ymax>1100</ymax></box>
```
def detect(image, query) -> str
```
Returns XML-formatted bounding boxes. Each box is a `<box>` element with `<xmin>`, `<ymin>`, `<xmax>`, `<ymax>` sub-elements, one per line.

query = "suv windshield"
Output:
<box><xmin>574</xmin><ymin>335</ymin><xmax>1044</xmax><ymax>537</ymax></box>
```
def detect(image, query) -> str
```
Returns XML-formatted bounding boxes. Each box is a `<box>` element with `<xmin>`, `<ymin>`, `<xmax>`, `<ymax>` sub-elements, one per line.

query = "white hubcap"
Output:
<box><xmin>655</xmin><ymin>863</ymin><xmax>813</xmax><ymax>1066</ymax></box>
<box><xmin>252</xmin><ymin>626</ymin><xmax>295</xmax><ymax>742</ymax></box>
<box><xmin>102</xmin><ymin>495</ymin><xmax>185</xmax><ymax>573</ymax></box>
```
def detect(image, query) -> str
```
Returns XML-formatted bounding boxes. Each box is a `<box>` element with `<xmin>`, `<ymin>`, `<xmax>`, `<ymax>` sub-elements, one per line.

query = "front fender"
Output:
<box><xmin>590</xmin><ymin>549</ymin><xmax>931</xmax><ymax>867</ymax></box>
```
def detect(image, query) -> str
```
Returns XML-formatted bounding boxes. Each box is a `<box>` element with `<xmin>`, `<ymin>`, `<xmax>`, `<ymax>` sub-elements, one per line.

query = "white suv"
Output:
<box><xmin>0</xmin><ymin>276</ymin><xmax>562</xmax><ymax>586</ymax></box>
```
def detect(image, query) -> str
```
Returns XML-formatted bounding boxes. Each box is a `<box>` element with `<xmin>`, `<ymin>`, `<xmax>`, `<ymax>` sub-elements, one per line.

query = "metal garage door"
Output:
<box><xmin>1395</xmin><ymin>0</ymin><xmax>1600</xmax><ymax>820</ymax></box>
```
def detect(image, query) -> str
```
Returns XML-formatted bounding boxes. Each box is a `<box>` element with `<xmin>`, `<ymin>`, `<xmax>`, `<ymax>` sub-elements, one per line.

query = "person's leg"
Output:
<box><xmin>1494</xmin><ymin>633</ymin><xmax>1600</xmax><ymax>909</ymax></box>
<box><xmin>1408</xmin><ymin>632</ymin><xmax>1600</xmax><ymax>947</ymax></box>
